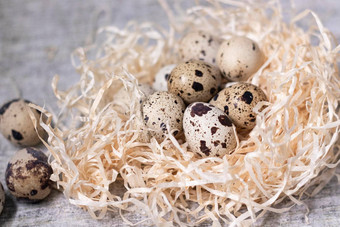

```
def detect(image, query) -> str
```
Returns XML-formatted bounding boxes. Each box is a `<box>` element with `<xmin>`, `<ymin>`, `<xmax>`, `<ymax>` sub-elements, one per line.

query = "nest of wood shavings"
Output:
<box><xmin>41</xmin><ymin>0</ymin><xmax>340</xmax><ymax>226</ymax></box>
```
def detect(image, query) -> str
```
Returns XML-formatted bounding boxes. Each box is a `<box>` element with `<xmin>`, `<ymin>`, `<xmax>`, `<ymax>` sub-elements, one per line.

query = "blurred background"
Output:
<box><xmin>0</xmin><ymin>0</ymin><xmax>339</xmax><ymax>226</ymax></box>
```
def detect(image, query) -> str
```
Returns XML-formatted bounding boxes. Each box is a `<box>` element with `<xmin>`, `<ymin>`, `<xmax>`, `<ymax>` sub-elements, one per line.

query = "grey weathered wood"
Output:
<box><xmin>0</xmin><ymin>0</ymin><xmax>339</xmax><ymax>226</ymax></box>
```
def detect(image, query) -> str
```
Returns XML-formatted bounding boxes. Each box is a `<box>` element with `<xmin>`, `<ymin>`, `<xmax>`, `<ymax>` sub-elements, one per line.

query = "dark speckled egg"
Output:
<box><xmin>0</xmin><ymin>99</ymin><xmax>47</xmax><ymax>147</ymax></box>
<box><xmin>183</xmin><ymin>102</ymin><xmax>237</xmax><ymax>157</ymax></box>
<box><xmin>168</xmin><ymin>60</ymin><xmax>222</xmax><ymax>104</ymax></box>
<box><xmin>210</xmin><ymin>82</ymin><xmax>268</xmax><ymax>133</ymax></box>
<box><xmin>5</xmin><ymin>148</ymin><xmax>52</xmax><ymax>201</ymax></box>
<box><xmin>142</xmin><ymin>91</ymin><xmax>186</xmax><ymax>141</ymax></box>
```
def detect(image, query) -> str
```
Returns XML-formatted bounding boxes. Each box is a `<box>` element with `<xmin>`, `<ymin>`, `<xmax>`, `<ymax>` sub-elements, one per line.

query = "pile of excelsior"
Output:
<box><xmin>137</xmin><ymin>33</ymin><xmax>268</xmax><ymax>157</ymax></box>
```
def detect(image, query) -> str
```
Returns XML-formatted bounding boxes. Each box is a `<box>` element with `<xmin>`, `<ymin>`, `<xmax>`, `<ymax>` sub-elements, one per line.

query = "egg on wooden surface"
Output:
<box><xmin>142</xmin><ymin>91</ymin><xmax>186</xmax><ymax>141</ymax></box>
<box><xmin>168</xmin><ymin>60</ymin><xmax>221</xmax><ymax>104</ymax></box>
<box><xmin>0</xmin><ymin>99</ymin><xmax>47</xmax><ymax>147</ymax></box>
<box><xmin>210</xmin><ymin>82</ymin><xmax>267</xmax><ymax>133</ymax></box>
<box><xmin>183</xmin><ymin>102</ymin><xmax>237</xmax><ymax>157</ymax></box>
<box><xmin>217</xmin><ymin>36</ymin><xmax>264</xmax><ymax>81</ymax></box>
<box><xmin>5</xmin><ymin>148</ymin><xmax>53</xmax><ymax>201</ymax></box>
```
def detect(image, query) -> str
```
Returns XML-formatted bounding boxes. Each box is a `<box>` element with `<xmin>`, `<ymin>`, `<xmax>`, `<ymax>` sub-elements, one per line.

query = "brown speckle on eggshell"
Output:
<box><xmin>142</xmin><ymin>91</ymin><xmax>186</xmax><ymax>141</ymax></box>
<box><xmin>168</xmin><ymin>60</ymin><xmax>222</xmax><ymax>104</ymax></box>
<box><xmin>5</xmin><ymin>147</ymin><xmax>53</xmax><ymax>201</ymax></box>
<box><xmin>210</xmin><ymin>82</ymin><xmax>268</xmax><ymax>133</ymax></box>
<box><xmin>183</xmin><ymin>102</ymin><xmax>237</xmax><ymax>157</ymax></box>
<box><xmin>0</xmin><ymin>99</ymin><xmax>47</xmax><ymax>147</ymax></box>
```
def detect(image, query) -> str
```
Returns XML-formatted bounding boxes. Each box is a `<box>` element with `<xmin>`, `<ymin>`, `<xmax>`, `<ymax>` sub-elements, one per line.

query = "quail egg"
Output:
<box><xmin>142</xmin><ymin>91</ymin><xmax>186</xmax><ymax>141</ymax></box>
<box><xmin>183</xmin><ymin>102</ymin><xmax>237</xmax><ymax>157</ymax></box>
<box><xmin>210</xmin><ymin>82</ymin><xmax>267</xmax><ymax>133</ymax></box>
<box><xmin>168</xmin><ymin>60</ymin><xmax>221</xmax><ymax>104</ymax></box>
<box><xmin>179</xmin><ymin>31</ymin><xmax>221</xmax><ymax>65</ymax></box>
<box><xmin>0</xmin><ymin>99</ymin><xmax>47</xmax><ymax>147</ymax></box>
<box><xmin>152</xmin><ymin>64</ymin><xmax>176</xmax><ymax>91</ymax></box>
<box><xmin>0</xmin><ymin>182</ymin><xmax>4</xmax><ymax>214</ymax></box>
<box><xmin>5</xmin><ymin>147</ymin><xmax>53</xmax><ymax>201</ymax></box>
<box><xmin>217</xmin><ymin>36</ymin><xmax>264</xmax><ymax>81</ymax></box>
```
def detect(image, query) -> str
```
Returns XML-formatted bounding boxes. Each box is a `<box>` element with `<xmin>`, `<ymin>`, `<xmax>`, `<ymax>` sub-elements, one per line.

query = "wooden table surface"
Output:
<box><xmin>0</xmin><ymin>0</ymin><xmax>339</xmax><ymax>226</ymax></box>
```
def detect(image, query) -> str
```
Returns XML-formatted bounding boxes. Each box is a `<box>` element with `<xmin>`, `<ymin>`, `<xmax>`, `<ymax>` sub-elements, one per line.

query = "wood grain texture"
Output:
<box><xmin>0</xmin><ymin>0</ymin><xmax>339</xmax><ymax>226</ymax></box>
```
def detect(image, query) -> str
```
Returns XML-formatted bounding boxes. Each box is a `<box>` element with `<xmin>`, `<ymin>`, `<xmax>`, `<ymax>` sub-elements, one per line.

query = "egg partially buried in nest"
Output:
<box><xmin>152</xmin><ymin>64</ymin><xmax>176</xmax><ymax>91</ymax></box>
<box><xmin>0</xmin><ymin>99</ymin><xmax>46</xmax><ymax>147</ymax></box>
<box><xmin>0</xmin><ymin>182</ymin><xmax>5</xmax><ymax>214</ymax></box>
<box><xmin>5</xmin><ymin>148</ymin><xmax>52</xmax><ymax>201</ymax></box>
<box><xmin>142</xmin><ymin>91</ymin><xmax>186</xmax><ymax>141</ymax></box>
<box><xmin>183</xmin><ymin>102</ymin><xmax>237</xmax><ymax>157</ymax></box>
<box><xmin>210</xmin><ymin>82</ymin><xmax>268</xmax><ymax>133</ymax></box>
<box><xmin>217</xmin><ymin>36</ymin><xmax>264</xmax><ymax>81</ymax></box>
<box><xmin>179</xmin><ymin>31</ymin><xmax>221</xmax><ymax>65</ymax></box>
<box><xmin>168</xmin><ymin>60</ymin><xmax>222</xmax><ymax>104</ymax></box>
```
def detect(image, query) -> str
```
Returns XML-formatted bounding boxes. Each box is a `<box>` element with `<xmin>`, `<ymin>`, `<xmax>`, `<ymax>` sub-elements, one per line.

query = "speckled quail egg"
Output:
<box><xmin>142</xmin><ymin>91</ymin><xmax>186</xmax><ymax>141</ymax></box>
<box><xmin>152</xmin><ymin>64</ymin><xmax>176</xmax><ymax>91</ymax></box>
<box><xmin>168</xmin><ymin>60</ymin><xmax>222</xmax><ymax>104</ymax></box>
<box><xmin>217</xmin><ymin>36</ymin><xmax>264</xmax><ymax>81</ymax></box>
<box><xmin>0</xmin><ymin>182</ymin><xmax>5</xmax><ymax>214</ymax></box>
<box><xmin>0</xmin><ymin>99</ymin><xmax>47</xmax><ymax>147</ymax></box>
<box><xmin>179</xmin><ymin>31</ymin><xmax>222</xmax><ymax>65</ymax></box>
<box><xmin>210</xmin><ymin>82</ymin><xmax>267</xmax><ymax>133</ymax></box>
<box><xmin>183</xmin><ymin>102</ymin><xmax>237</xmax><ymax>157</ymax></box>
<box><xmin>5</xmin><ymin>147</ymin><xmax>53</xmax><ymax>201</ymax></box>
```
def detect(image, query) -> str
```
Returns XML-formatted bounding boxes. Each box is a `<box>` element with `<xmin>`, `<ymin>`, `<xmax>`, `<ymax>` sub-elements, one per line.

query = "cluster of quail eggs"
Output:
<box><xmin>0</xmin><ymin>99</ymin><xmax>53</xmax><ymax>215</ymax></box>
<box><xmin>143</xmin><ymin>31</ymin><xmax>268</xmax><ymax>157</ymax></box>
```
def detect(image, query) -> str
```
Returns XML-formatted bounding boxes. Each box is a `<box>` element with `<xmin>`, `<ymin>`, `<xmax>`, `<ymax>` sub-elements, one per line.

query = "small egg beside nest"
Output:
<box><xmin>152</xmin><ymin>64</ymin><xmax>176</xmax><ymax>91</ymax></box>
<box><xmin>5</xmin><ymin>148</ymin><xmax>53</xmax><ymax>201</ymax></box>
<box><xmin>217</xmin><ymin>36</ymin><xmax>264</xmax><ymax>81</ymax></box>
<box><xmin>0</xmin><ymin>182</ymin><xmax>5</xmax><ymax>214</ymax></box>
<box><xmin>179</xmin><ymin>31</ymin><xmax>222</xmax><ymax>66</ymax></box>
<box><xmin>210</xmin><ymin>82</ymin><xmax>268</xmax><ymax>133</ymax></box>
<box><xmin>183</xmin><ymin>102</ymin><xmax>237</xmax><ymax>157</ymax></box>
<box><xmin>0</xmin><ymin>99</ymin><xmax>47</xmax><ymax>147</ymax></box>
<box><xmin>142</xmin><ymin>91</ymin><xmax>186</xmax><ymax>141</ymax></box>
<box><xmin>168</xmin><ymin>60</ymin><xmax>222</xmax><ymax>104</ymax></box>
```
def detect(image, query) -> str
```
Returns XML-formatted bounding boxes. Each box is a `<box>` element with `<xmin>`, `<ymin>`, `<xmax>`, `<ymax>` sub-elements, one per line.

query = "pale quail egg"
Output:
<box><xmin>210</xmin><ymin>82</ymin><xmax>267</xmax><ymax>133</ymax></box>
<box><xmin>0</xmin><ymin>182</ymin><xmax>5</xmax><ymax>214</ymax></box>
<box><xmin>183</xmin><ymin>102</ymin><xmax>237</xmax><ymax>157</ymax></box>
<box><xmin>179</xmin><ymin>31</ymin><xmax>221</xmax><ymax>65</ymax></box>
<box><xmin>0</xmin><ymin>99</ymin><xmax>47</xmax><ymax>147</ymax></box>
<box><xmin>168</xmin><ymin>60</ymin><xmax>221</xmax><ymax>104</ymax></box>
<box><xmin>217</xmin><ymin>36</ymin><xmax>264</xmax><ymax>81</ymax></box>
<box><xmin>152</xmin><ymin>64</ymin><xmax>176</xmax><ymax>91</ymax></box>
<box><xmin>5</xmin><ymin>147</ymin><xmax>53</xmax><ymax>201</ymax></box>
<box><xmin>142</xmin><ymin>91</ymin><xmax>186</xmax><ymax>141</ymax></box>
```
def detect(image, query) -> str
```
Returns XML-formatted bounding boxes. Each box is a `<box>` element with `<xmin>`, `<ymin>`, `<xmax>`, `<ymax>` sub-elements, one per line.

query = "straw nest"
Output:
<box><xmin>39</xmin><ymin>0</ymin><xmax>340</xmax><ymax>226</ymax></box>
